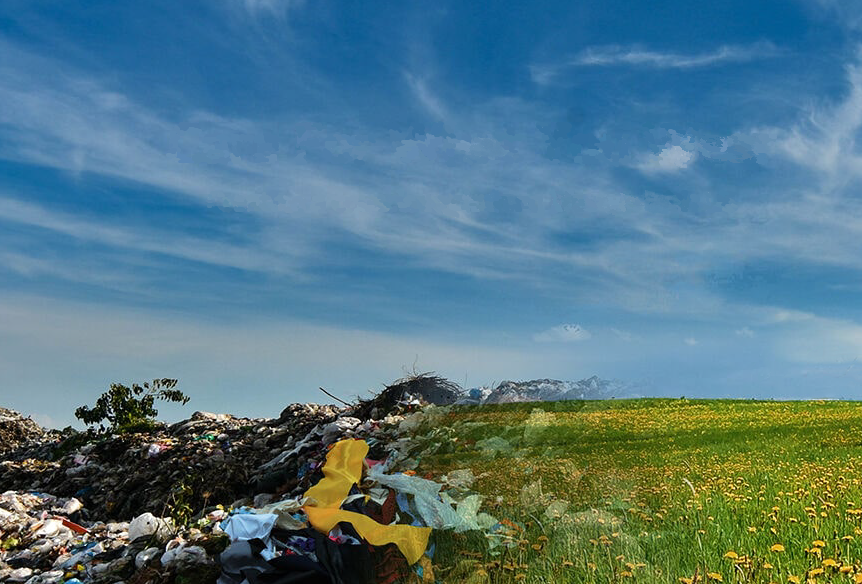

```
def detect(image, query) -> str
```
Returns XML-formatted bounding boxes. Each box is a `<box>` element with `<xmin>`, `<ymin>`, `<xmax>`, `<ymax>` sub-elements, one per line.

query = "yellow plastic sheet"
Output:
<box><xmin>302</xmin><ymin>439</ymin><xmax>432</xmax><ymax>565</ymax></box>
<box><xmin>303</xmin><ymin>439</ymin><xmax>368</xmax><ymax>507</ymax></box>
<box><xmin>304</xmin><ymin>506</ymin><xmax>431</xmax><ymax>564</ymax></box>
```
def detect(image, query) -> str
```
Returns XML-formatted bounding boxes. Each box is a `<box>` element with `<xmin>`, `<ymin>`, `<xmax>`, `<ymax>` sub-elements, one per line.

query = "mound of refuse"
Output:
<box><xmin>0</xmin><ymin>375</ymin><xmax>510</xmax><ymax>584</ymax></box>
<box><xmin>0</xmin><ymin>408</ymin><xmax>47</xmax><ymax>457</ymax></box>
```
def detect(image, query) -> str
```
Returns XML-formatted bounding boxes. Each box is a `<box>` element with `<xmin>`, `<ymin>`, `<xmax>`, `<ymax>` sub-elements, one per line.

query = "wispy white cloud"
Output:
<box><xmin>534</xmin><ymin>324</ymin><xmax>592</xmax><ymax>343</ymax></box>
<box><xmin>735</xmin><ymin>327</ymin><xmax>756</xmax><ymax>338</ymax></box>
<box><xmin>532</xmin><ymin>42</ymin><xmax>779</xmax><ymax>84</ymax></box>
<box><xmin>235</xmin><ymin>0</ymin><xmax>303</xmax><ymax>16</ymax></box>
<box><xmin>611</xmin><ymin>328</ymin><xmax>634</xmax><ymax>342</ymax></box>
<box><xmin>636</xmin><ymin>144</ymin><xmax>696</xmax><ymax>173</ymax></box>
<box><xmin>6</xmin><ymin>36</ymin><xmax>862</xmax><ymax>331</ymax></box>
<box><xmin>683</xmin><ymin>337</ymin><xmax>699</xmax><ymax>346</ymax></box>
<box><xmin>0</xmin><ymin>196</ymin><xmax>296</xmax><ymax>274</ymax></box>
<box><xmin>404</xmin><ymin>72</ymin><xmax>450</xmax><ymax>123</ymax></box>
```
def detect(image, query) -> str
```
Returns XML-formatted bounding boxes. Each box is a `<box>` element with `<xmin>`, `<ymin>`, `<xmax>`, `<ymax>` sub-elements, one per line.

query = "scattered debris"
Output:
<box><xmin>0</xmin><ymin>375</ymin><xmax>508</xmax><ymax>584</ymax></box>
<box><xmin>0</xmin><ymin>408</ymin><xmax>48</xmax><ymax>457</ymax></box>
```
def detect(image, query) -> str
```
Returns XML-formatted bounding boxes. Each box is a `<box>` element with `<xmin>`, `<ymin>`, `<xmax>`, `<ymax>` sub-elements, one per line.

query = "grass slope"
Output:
<box><xmin>413</xmin><ymin>398</ymin><xmax>862</xmax><ymax>584</ymax></box>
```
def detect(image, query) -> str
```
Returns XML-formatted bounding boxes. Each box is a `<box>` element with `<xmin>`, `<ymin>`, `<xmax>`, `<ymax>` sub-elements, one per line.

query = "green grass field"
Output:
<box><xmin>408</xmin><ymin>399</ymin><xmax>862</xmax><ymax>584</ymax></box>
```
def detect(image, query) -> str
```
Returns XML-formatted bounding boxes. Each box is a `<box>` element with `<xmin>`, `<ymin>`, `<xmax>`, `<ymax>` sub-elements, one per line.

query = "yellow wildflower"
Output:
<box><xmin>771</xmin><ymin>544</ymin><xmax>786</xmax><ymax>552</ymax></box>
<box><xmin>724</xmin><ymin>552</ymin><xmax>738</xmax><ymax>559</ymax></box>
<box><xmin>707</xmin><ymin>573</ymin><xmax>723</xmax><ymax>582</ymax></box>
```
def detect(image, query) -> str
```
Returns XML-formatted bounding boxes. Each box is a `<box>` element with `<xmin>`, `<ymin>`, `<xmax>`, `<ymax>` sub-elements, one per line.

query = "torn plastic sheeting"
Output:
<box><xmin>302</xmin><ymin>439</ymin><xmax>431</xmax><ymax>565</ymax></box>
<box><xmin>365</xmin><ymin>465</ymin><xmax>493</xmax><ymax>532</ymax></box>
<box><xmin>439</xmin><ymin>492</ymin><xmax>497</xmax><ymax>530</ymax></box>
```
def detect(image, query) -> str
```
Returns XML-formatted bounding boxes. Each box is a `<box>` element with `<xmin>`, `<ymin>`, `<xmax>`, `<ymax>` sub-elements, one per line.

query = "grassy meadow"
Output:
<box><xmin>410</xmin><ymin>398</ymin><xmax>862</xmax><ymax>584</ymax></box>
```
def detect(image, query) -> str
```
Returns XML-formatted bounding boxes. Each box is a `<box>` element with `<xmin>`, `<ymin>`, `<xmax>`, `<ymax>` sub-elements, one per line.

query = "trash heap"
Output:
<box><xmin>0</xmin><ymin>409</ymin><xmax>50</xmax><ymax>458</ymax></box>
<box><xmin>0</xmin><ymin>375</ymin><xmax>508</xmax><ymax>583</ymax></box>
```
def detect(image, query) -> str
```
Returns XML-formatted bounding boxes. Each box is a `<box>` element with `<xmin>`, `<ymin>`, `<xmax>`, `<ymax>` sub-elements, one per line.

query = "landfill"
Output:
<box><xmin>0</xmin><ymin>375</ymin><xmax>503</xmax><ymax>584</ymax></box>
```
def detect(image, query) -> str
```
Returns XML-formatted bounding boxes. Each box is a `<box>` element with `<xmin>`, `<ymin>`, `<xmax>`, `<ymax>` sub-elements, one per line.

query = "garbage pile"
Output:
<box><xmin>0</xmin><ymin>490</ymin><xmax>225</xmax><ymax>584</ymax></box>
<box><xmin>0</xmin><ymin>409</ymin><xmax>49</xmax><ymax>458</ymax></box>
<box><xmin>0</xmin><ymin>375</ymin><xmax>510</xmax><ymax>583</ymax></box>
<box><xmin>0</xmin><ymin>405</ymin><xmax>344</xmax><ymax>521</ymax></box>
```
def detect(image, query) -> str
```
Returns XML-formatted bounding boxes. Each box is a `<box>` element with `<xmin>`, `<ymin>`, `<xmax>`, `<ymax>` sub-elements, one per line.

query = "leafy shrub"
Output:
<box><xmin>75</xmin><ymin>378</ymin><xmax>190</xmax><ymax>433</ymax></box>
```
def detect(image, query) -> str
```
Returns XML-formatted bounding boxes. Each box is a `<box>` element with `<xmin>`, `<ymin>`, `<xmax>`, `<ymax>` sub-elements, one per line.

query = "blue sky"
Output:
<box><xmin>5</xmin><ymin>0</ymin><xmax>862</xmax><ymax>427</ymax></box>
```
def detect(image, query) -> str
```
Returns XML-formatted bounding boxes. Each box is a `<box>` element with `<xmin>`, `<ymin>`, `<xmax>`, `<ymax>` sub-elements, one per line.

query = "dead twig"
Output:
<box><xmin>318</xmin><ymin>387</ymin><xmax>352</xmax><ymax>407</ymax></box>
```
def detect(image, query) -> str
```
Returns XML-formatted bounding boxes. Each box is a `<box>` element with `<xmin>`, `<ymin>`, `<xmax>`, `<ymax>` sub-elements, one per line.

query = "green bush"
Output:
<box><xmin>75</xmin><ymin>378</ymin><xmax>190</xmax><ymax>433</ymax></box>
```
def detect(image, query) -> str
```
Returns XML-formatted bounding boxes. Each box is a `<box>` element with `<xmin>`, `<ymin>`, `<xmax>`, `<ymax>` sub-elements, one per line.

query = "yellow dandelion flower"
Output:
<box><xmin>788</xmin><ymin>576</ymin><xmax>800</xmax><ymax>584</ymax></box>
<box><xmin>764</xmin><ymin>563</ymin><xmax>774</xmax><ymax>569</ymax></box>
<box><xmin>843</xmin><ymin>535</ymin><xmax>855</xmax><ymax>541</ymax></box>
<box><xmin>707</xmin><ymin>572</ymin><xmax>723</xmax><ymax>582</ymax></box>
<box><xmin>621</xmin><ymin>571</ymin><xmax>633</xmax><ymax>578</ymax></box>
<box><xmin>840</xmin><ymin>566</ymin><xmax>853</xmax><ymax>574</ymax></box>
<box><xmin>822</xmin><ymin>559</ymin><xmax>838</xmax><ymax>568</ymax></box>
<box><xmin>854</xmin><ymin>575</ymin><xmax>862</xmax><ymax>584</ymax></box>
<box><xmin>809</xmin><ymin>568</ymin><xmax>824</xmax><ymax>577</ymax></box>
<box><xmin>679</xmin><ymin>579</ymin><xmax>693</xmax><ymax>584</ymax></box>
<box><xmin>812</xmin><ymin>540</ymin><xmax>826</xmax><ymax>548</ymax></box>
<box><xmin>748</xmin><ymin>526</ymin><xmax>757</xmax><ymax>533</ymax></box>
<box><xmin>724</xmin><ymin>552</ymin><xmax>739</xmax><ymax>559</ymax></box>
<box><xmin>562</xmin><ymin>560</ymin><xmax>573</xmax><ymax>567</ymax></box>
<box><xmin>771</xmin><ymin>544</ymin><xmax>786</xmax><ymax>552</ymax></box>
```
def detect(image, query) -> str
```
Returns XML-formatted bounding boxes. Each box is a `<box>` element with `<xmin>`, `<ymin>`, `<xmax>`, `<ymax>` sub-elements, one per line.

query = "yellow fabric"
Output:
<box><xmin>304</xmin><ymin>506</ymin><xmax>432</xmax><ymax>565</ymax></box>
<box><xmin>302</xmin><ymin>439</ymin><xmax>432</xmax><ymax>565</ymax></box>
<box><xmin>303</xmin><ymin>439</ymin><xmax>368</xmax><ymax>507</ymax></box>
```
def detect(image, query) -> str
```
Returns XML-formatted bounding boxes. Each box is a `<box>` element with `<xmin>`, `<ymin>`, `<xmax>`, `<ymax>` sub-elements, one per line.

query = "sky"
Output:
<box><xmin>4</xmin><ymin>0</ymin><xmax>862</xmax><ymax>427</ymax></box>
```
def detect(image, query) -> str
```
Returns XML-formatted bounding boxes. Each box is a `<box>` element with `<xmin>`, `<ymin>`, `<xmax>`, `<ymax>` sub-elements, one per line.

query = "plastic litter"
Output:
<box><xmin>128</xmin><ymin>512</ymin><xmax>173</xmax><ymax>542</ymax></box>
<box><xmin>366</xmin><ymin>464</ymin><xmax>496</xmax><ymax>532</ymax></box>
<box><xmin>134</xmin><ymin>546</ymin><xmax>161</xmax><ymax>569</ymax></box>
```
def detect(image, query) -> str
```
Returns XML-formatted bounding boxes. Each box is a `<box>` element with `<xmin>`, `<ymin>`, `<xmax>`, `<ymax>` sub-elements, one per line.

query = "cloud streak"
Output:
<box><xmin>532</xmin><ymin>42</ymin><xmax>779</xmax><ymax>84</ymax></box>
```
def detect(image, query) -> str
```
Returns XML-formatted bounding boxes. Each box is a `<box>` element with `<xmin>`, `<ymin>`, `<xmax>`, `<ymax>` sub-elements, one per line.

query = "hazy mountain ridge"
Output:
<box><xmin>457</xmin><ymin>375</ymin><xmax>638</xmax><ymax>405</ymax></box>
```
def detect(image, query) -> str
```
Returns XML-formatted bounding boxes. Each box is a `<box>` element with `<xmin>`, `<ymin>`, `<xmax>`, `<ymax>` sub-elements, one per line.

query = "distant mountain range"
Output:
<box><xmin>456</xmin><ymin>376</ymin><xmax>637</xmax><ymax>405</ymax></box>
